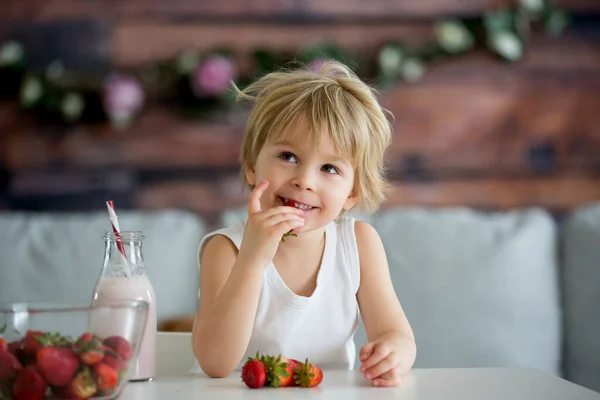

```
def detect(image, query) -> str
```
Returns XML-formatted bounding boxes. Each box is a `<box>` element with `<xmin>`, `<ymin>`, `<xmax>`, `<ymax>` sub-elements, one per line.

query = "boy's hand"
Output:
<box><xmin>359</xmin><ymin>338</ymin><xmax>411</xmax><ymax>387</ymax></box>
<box><xmin>237</xmin><ymin>180</ymin><xmax>304</xmax><ymax>268</ymax></box>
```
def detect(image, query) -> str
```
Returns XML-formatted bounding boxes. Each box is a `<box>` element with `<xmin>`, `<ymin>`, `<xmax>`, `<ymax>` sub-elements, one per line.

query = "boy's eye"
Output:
<box><xmin>321</xmin><ymin>164</ymin><xmax>339</xmax><ymax>174</ymax></box>
<box><xmin>279</xmin><ymin>152</ymin><xmax>297</xmax><ymax>163</ymax></box>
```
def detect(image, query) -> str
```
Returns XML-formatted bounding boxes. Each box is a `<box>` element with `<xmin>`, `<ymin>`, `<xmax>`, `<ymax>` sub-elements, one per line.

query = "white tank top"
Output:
<box><xmin>190</xmin><ymin>217</ymin><xmax>361</xmax><ymax>373</ymax></box>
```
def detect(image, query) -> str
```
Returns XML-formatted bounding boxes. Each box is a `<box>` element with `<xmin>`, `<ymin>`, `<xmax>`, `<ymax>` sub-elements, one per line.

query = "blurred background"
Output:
<box><xmin>1</xmin><ymin>2</ymin><xmax>600</xmax><ymax>388</ymax></box>
<box><xmin>0</xmin><ymin>0</ymin><xmax>598</xmax><ymax>228</ymax></box>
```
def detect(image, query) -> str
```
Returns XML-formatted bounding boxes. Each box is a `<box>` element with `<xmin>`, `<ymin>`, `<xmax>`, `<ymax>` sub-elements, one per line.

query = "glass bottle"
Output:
<box><xmin>91</xmin><ymin>231</ymin><xmax>157</xmax><ymax>381</ymax></box>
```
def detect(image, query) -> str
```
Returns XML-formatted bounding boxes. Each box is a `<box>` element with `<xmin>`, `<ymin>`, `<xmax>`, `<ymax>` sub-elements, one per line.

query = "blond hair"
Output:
<box><xmin>235</xmin><ymin>61</ymin><xmax>393</xmax><ymax>214</ymax></box>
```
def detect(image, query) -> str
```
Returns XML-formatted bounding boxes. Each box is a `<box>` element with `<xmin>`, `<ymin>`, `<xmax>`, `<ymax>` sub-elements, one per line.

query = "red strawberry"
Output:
<box><xmin>0</xmin><ymin>350</ymin><xmax>22</xmax><ymax>379</ymax></box>
<box><xmin>94</xmin><ymin>363</ymin><xmax>118</xmax><ymax>390</ymax></box>
<box><xmin>8</xmin><ymin>340</ymin><xmax>23</xmax><ymax>356</ymax></box>
<box><xmin>80</xmin><ymin>348</ymin><xmax>104</xmax><ymax>366</ymax></box>
<box><xmin>103</xmin><ymin>347</ymin><xmax>127</xmax><ymax>372</ymax></box>
<box><xmin>293</xmin><ymin>359</ymin><xmax>323</xmax><ymax>388</ymax></box>
<box><xmin>12</xmin><ymin>365</ymin><xmax>47</xmax><ymax>400</ymax></box>
<box><xmin>20</xmin><ymin>330</ymin><xmax>44</xmax><ymax>360</ymax></box>
<box><xmin>0</xmin><ymin>337</ymin><xmax>7</xmax><ymax>352</ymax></box>
<box><xmin>103</xmin><ymin>336</ymin><xmax>131</xmax><ymax>361</ymax></box>
<box><xmin>261</xmin><ymin>354</ymin><xmax>292</xmax><ymax>388</ymax></box>
<box><xmin>36</xmin><ymin>346</ymin><xmax>79</xmax><ymax>386</ymax></box>
<box><xmin>78</xmin><ymin>332</ymin><xmax>94</xmax><ymax>342</ymax></box>
<box><xmin>241</xmin><ymin>353</ymin><xmax>266</xmax><ymax>389</ymax></box>
<box><xmin>279</xmin><ymin>199</ymin><xmax>299</xmax><ymax>242</ymax></box>
<box><xmin>74</xmin><ymin>332</ymin><xmax>104</xmax><ymax>366</ymax></box>
<box><xmin>51</xmin><ymin>384</ymin><xmax>86</xmax><ymax>400</ymax></box>
<box><xmin>7</xmin><ymin>340</ymin><xmax>28</xmax><ymax>368</ymax></box>
<box><xmin>277</xmin><ymin>357</ymin><xmax>299</xmax><ymax>387</ymax></box>
<box><xmin>69</xmin><ymin>368</ymin><xmax>98</xmax><ymax>399</ymax></box>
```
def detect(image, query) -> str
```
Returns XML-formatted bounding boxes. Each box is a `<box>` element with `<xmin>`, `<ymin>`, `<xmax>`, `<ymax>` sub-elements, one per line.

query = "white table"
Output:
<box><xmin>121</xmin><ymin>368</ymin><xmax>600</xmax><ymax>399</ymax></box>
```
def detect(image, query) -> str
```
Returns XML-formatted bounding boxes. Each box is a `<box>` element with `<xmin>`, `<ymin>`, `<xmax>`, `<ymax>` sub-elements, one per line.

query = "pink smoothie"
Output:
<box><xmin>91</xmin><ymin>275</ymin><xmax>157</xmax><ymax>381</ymax></box>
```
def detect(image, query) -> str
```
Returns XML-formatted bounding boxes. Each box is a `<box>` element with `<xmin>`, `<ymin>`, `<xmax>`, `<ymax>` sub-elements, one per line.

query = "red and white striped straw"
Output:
<box><xmin>106</xmin><ymin>200</ymin><xmax>127</xmax><ymax>261</ymax></box>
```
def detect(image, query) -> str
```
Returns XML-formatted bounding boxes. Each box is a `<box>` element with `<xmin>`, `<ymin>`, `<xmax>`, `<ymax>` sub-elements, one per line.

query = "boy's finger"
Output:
<box><xmin>372</xmin><ymin>375</ymin><xmax>402</xmax><ymax>387</ymax></box>
<box><xmin>263</xmin><ymin>213</ymin><xmax>304</xmax><ymax>228</ymax></box>
<box><xmin>359</xmin><ymin>342</ymin><xmax>375</xmax><ymax>366</ymax></box>
<box><xmin>363</xmin><ymin>354</ymin><xmax>395</xmax><ymax>380</ymax></box>
<box><xmin>248</xmin><ymin>180</ymin><xmax>268</xmax><ymax>214</ymax></box>
<box><xmin>360</xmin><ymin>344</ymin><xmax>390</xmax><ymax>372</ymax></box>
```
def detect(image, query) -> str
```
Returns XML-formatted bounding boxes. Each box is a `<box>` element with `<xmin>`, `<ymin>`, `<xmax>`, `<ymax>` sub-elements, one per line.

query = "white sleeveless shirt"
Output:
<box><xmin>190</xmin><ymin>217</ymin><xmax>361</xmax><ymax>373</ymax></box>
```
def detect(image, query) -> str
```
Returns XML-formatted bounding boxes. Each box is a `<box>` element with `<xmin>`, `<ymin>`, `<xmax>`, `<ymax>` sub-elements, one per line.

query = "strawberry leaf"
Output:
<box><xmin>280</xmin><ymin>232</ymin><xmax>297</xmax><ymax>242</ymax></box>
<box><xmin>0</xmin><ymin>385</ymin><xmax>13</xmax><ymax>400</ymax></box>
<box><xmin>262</xmin><ymin>354</ymin><xmax>290</xmax><ymax>387</ymax></box>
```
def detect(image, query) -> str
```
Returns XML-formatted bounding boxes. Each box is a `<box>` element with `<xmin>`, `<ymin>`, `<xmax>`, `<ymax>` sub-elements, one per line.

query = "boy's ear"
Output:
<box><xmin>343</xmin><ymin>191</ymin><xmax>359</xmax><ymax>211</ymax></box>
<box><xmin>245</xmin><ymin>164</ymin><xmax>256</xmax><ymax>186</ymax></box>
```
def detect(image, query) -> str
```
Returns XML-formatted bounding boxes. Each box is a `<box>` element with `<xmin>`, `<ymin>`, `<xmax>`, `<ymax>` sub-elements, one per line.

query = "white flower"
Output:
<box><xmin>61</xmin><ymin>92</ymin><xmax>85</xmax><ymax>121</ymax></box>
<box><xmin>491</xmin><ymin>32</ymin><xmax>523</xmax><ymax>61</ymax></box>
<box><xmin>20</xmin><ymin>76</ymin><xmax>43</xmax><ymax>107</ymax></box>
<box><xmin>378</xmin><ymin>45</ymin><xmax>403</xmax><ymax>77</ymax></box>
<box><xmin>519</xmin><ymin>0</ymin><xmax>544</xmax><ymax>13</ymax></box>
<box><xmin>103</xmin><ymin>74</ymin><xmax>145</xmax><ymax>129</ymax></box>
<box><xmin>401</xmin><ymin>58</ymin><xmax>425</xmax><ymax>82</ymax></box>
<box><xmin>435</xmin><ymin>20</ymin><xmax>474</xmax><ymax>53</ymax></box>
<box><xmin>0</xmin><ymin>41</ymin><xmax>24</xmax><ymax>66</ymax></box>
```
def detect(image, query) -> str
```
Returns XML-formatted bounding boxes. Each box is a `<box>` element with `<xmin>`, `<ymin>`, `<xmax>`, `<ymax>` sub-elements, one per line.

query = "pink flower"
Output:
<box><xmin>308</xmin><ymin>58</ymin><xmax>328</xmax><ymax>73</ymax></box>
<box><xmin>103</xmin><ymin>74</ymin><xmax>144</xmax><ymax>128</ymax></box>
<box><xmin>192</xmin><ymin>55</ymin><xmax>237</xmax><ymax>97</ymax></box>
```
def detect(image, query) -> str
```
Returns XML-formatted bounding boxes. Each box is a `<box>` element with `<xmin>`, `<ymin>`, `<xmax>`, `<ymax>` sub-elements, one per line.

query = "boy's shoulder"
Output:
<box><xmin>334</xmin><ymin>215</ymin><xmax>375</xmax><ymax>232</ymax></box>
<box><xmin>334</xmin><ymin>216</ymin><xmax>381</xmax><ymax>249</ymax></box>
<box><xmin>198</xmin><ymin>218</ymin><xmax>246</xmax><ymax>257</ymax></box>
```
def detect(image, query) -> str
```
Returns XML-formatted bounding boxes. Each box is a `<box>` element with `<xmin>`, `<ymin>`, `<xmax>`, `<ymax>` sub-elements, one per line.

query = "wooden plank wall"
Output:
<box><xmin>1</xmin><ymin>0</ymin><xmax>599</xmax><ymax>227</ymax></box>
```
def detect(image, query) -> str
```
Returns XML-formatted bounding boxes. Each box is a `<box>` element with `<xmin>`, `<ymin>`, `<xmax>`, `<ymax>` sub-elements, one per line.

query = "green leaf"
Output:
<box><xmin>545</xmin><ymin>9</ymin><xmax>570</xmax><ymax>37</ymax></box>
<box><xmin>176</xmin><ymin>50</ymin><xmax>200</xmax><ymax>75</ymax></box>
<box><xmin>298</xmin><ymin>43</ymin><xmax>357</xmax><ymax>70</ymax></box>
<box><xmin>0</xmin><ymin>384</ymin><xmax>14</xmax><ymax>400</ymax></box>
<box><xmin>483</xmin><ymin>10</ymin><xmax>515</xmax><ymax>35</ymax></box>
<box><xmin>281</xmin><ymin>232</ymin><xmax>297</xmax><ymax>242</ymax></box>
<box><xmin>251</xmin><ymin>48</ymin><xmax>284</xmax><ymax>77</ymax></box>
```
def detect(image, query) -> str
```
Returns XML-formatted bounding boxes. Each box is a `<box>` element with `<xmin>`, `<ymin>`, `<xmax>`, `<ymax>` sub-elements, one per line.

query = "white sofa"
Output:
<box><xmin>1</xmin><ymin>204</ymin><xmax>599</xmax><ymax>392</ymax></box>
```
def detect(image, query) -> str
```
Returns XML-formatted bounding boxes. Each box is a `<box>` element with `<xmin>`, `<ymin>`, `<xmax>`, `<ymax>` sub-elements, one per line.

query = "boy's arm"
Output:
<box><xmin>355</xmin><ymin>221</ymin><xmax>417</xmax><ymax>387</ymax></box>
<box><xmin>192</xmin><ymin>180</ymin><xmax>303</xmax><ymax>378</ymax></box>
<box><xmin>191</xmin><ymin>234</ymin><xmax>264</xmax><ymax>378</ymax></box>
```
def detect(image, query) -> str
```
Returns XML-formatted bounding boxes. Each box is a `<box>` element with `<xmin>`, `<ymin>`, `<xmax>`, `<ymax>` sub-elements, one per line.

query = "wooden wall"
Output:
<box><xmin>1</xmin><ymin>0</ymin><xmax>599</xmax><ymax>227</ymax></box>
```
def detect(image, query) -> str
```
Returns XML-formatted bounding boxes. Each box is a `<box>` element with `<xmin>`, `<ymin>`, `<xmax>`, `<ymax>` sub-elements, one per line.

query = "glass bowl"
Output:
<box><xmin>0</xmin><ymin>299</ymin><xmax>149</xmax><ymax>400</ymax></box>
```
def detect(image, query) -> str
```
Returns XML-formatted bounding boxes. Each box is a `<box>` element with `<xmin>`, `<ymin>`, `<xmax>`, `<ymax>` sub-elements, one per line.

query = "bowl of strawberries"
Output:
<box><xmin>0</xmin><ymin>299</ymin><xmax>149</xmax><ymax>400</ymax></box>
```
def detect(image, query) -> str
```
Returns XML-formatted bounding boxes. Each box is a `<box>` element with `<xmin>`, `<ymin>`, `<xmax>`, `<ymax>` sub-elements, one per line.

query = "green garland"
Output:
<box><xmin>0</xmin><ymin>0</ymin><xmax>569</xmax><ymax>131</ymax></box>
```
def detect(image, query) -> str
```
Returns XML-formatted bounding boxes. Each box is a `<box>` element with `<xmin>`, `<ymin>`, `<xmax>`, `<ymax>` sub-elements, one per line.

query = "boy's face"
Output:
<box><xmin>245</xmin><ymin>123</ymin><xmax>358</xmax><ymax>232</ymax></box>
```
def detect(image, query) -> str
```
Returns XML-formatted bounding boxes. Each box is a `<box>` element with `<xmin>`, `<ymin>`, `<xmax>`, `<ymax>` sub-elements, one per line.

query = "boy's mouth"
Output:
<box><xmin>279</xmin><ymin>196</ymin><xmax>316</xmax><ymax>211</ymax></box>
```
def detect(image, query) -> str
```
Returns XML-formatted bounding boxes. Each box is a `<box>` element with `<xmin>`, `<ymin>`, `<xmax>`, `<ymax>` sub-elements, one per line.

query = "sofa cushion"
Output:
<box><xmin>0</xmin><ymin>210</ymin><xmax>206</xmax><ymax>324</ymax></box>
<box><xmin>562</xmin><ymin>203</ymin><xmax>600</xmax><ymax>392</ymax></box>
<box><xmin>355</xmin><ymin>207</ymin><xmax>562</xmax><ymax>375</ymax></box>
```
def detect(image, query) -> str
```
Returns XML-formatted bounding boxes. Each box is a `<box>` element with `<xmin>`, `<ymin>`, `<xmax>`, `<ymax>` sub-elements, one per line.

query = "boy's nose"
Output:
<box><xmin>291</xmin><ymin>169</ymin><xmax>316</xmax><ymax>192</ymax></box>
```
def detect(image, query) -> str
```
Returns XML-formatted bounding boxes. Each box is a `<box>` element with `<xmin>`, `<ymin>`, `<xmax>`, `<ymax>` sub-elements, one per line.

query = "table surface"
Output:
<box><xmin>121</xmin><ymin>368</ymin><xmax>600</xmax><ymax>399</ymax></box>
